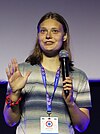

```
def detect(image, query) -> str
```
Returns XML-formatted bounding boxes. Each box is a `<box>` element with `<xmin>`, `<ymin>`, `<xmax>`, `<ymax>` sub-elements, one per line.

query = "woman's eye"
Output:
<box><xmin>52</xmin><ymin>29</ymin><xmax>59</xmax><ymax>33</ymax></box>
<box><xmin>40</xmin><ymin>29</ymin><xmax>47</xmax><ymax>33</ymax></box>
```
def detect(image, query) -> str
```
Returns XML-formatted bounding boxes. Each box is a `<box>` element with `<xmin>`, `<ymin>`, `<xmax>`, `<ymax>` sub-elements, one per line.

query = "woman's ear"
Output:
<box><xmin>63</xmin><ymin>34</ymin><xmax>67</xmax><ymax>41</ymax></box>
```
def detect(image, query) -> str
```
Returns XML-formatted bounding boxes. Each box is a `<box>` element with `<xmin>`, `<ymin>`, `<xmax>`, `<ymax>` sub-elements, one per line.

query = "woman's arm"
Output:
<box><xmin>62</xmin><ymin>76</ymin><xmax>91</xmax><ymax>132</ymax></box>
<box><xmin>3</xmin><ymin>91</ymin><xmax>21</xmax><ymax>126</ymax></box>
<box><xmin>67</xmin><ymin>101</ymin><xmax>90</xmax><ymax>132</ymax></box>
<box><xmin>3</xmin><ymin>58</ymin><xmax>31</xmax><ymax>126</ymax></box>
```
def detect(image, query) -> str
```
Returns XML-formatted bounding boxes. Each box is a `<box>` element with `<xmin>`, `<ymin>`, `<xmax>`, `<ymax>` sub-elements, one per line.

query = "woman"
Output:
<box><xmin>4</xmin><ymin>12</ymin><xmax>92</xmax><ymax>134</ymax></box>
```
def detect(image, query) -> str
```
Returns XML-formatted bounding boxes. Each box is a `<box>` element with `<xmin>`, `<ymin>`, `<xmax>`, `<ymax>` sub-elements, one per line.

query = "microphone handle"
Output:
<box><xmin>61</xmin><ymin>57</ymin><xmax>69</xmax><ymax>96</ymax></box>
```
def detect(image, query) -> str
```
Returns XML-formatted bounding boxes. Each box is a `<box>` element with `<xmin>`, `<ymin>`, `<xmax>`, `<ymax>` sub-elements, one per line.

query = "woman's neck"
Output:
<box><xmin>41</xmin><ymin>54</ymin><xmax>60</xmax><ymax>72</ymax></box>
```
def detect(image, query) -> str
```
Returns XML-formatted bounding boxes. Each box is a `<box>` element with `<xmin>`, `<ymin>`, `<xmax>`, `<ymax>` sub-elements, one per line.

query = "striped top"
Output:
<box><xmin>10</xmin><ymin>62</ymin><xmax>92</xmax><ymax>134</ymax></box>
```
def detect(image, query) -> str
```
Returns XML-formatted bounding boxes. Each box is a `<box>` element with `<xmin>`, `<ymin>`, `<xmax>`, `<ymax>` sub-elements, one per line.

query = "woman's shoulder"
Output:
<box><xmin>71</xmin><ymin>66</ymin><xmax>88</xmax><ymax>79</ymax></box>
<box><xmin>18</xmin><ymin>62</ymin><xmax>40</xmax><ymax>72</ymax></box>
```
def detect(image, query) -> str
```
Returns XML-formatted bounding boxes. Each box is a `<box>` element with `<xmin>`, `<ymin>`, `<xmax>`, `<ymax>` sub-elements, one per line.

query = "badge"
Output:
<box><xmin>40</xmin><ymin>117</ymin><xmax>58</xmax><ymax>134</ymax></box>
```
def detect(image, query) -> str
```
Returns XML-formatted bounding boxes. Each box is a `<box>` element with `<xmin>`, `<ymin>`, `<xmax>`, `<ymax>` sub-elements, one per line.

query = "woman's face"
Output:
<box><xmin>38</xmin><ymin>18</ymin><xmax>67</xmax><ymax>56</ymax></box>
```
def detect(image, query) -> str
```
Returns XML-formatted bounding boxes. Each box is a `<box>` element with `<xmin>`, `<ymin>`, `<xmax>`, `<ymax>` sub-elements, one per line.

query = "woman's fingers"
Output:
<box><xmin>6</xmin><ymin>68</ymin><xmax>10</xmax><ymax>79</ymax></box>
<box><xmin>24</xmin><ymin>71</ymin><xmax>31</xmax><ymax>81</ymax></box>
<box><xmin>63</xmin><ymin>77</ymin><xmax>72</xmax><ymax>86</ymax></box>
<box><xmin>6</xmin><ymin>58</ymin><xmax>20</xmax><ymax>80</ymax></box>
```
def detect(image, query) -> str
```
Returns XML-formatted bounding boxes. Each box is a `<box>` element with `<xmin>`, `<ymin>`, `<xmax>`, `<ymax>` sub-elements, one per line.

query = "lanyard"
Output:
<box><xmin>40</xmin><ymin>64</ymin><xmax>60</xmax><ymax>116</ymax></box>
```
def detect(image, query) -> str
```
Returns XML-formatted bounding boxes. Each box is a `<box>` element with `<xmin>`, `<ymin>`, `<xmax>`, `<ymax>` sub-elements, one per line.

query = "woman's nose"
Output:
<box><xmin>46</xmin><ymin>31</ymin><xmax>52</xmax><ymax>39</ymax></box>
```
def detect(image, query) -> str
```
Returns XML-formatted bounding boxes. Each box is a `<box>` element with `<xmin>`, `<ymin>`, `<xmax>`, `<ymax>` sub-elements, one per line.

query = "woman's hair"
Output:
<box><xmin>25</xmin><ymin>12</ymin><xmax>73</xmax><ymax>69</ymax></box>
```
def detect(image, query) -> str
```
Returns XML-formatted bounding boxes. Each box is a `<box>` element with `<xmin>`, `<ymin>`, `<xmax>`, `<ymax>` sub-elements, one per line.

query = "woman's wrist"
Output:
<box><xmin>6</xmin><ymin>94</ymin><xmax>22</xmax><ymax>107</ymax></box>
<box><xmin>67</xmin><ymin>101</ymin><xmax>75</xmax><ymax>108</ymax></box>
<box><xmin>8</xmin><ymin>89</ymin><xmax>22</xmax><ymax>102</ymax></box>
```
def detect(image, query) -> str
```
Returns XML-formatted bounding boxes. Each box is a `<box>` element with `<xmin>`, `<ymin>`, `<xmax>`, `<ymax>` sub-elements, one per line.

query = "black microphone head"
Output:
<box><xmin>59</xmin><ymin>50</ymin><xmax>69</xmax><ymax>58</ymax></box>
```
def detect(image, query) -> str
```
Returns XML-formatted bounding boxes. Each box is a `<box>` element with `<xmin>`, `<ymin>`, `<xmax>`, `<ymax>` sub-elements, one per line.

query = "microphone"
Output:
<box><xmin>59</xmin><ymin>50</ymin><xmax>69</xmax><ymax>95</ymax></box>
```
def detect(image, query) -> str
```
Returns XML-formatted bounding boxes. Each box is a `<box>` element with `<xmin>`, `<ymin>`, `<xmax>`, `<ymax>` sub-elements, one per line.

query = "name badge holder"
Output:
<box><xmin>40</xmin><ymin>64</ymin><xmax>60</xmax><ymax>134</ymax></box>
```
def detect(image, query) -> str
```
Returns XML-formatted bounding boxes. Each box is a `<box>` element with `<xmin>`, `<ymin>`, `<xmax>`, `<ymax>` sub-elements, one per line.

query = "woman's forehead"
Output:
<box><xmin>39</xmin><ymin>19</ymin><xmax>63</xmax><ymax>29</ymax></box>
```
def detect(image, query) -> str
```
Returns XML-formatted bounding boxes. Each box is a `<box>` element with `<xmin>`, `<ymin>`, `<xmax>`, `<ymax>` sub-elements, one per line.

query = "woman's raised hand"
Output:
<box><xmin>6</xmin><ymin>58</ymin><xmax>31</xmax><ymax>93</ymax></box>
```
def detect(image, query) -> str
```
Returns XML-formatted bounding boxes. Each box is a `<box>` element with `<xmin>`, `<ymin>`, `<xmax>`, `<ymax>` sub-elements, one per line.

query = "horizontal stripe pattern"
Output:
<box><xmin>11</xmin><ymin>62</ymin><xmax>92</xmax><ymax>134</ymax></box>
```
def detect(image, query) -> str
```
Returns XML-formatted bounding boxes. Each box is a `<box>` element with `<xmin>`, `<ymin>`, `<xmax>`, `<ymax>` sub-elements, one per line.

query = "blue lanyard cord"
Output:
<box><xmin>40</xmin><ymin>64</ymin><xmax>60</xmax><ymax>115</ymax></box>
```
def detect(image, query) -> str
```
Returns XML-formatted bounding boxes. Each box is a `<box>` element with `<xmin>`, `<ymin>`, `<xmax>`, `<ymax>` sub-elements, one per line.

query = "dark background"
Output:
<box><xmin>0</xmin><ymin>80</ymin><xmax>100</xmax><ymax>134</ymax></box>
